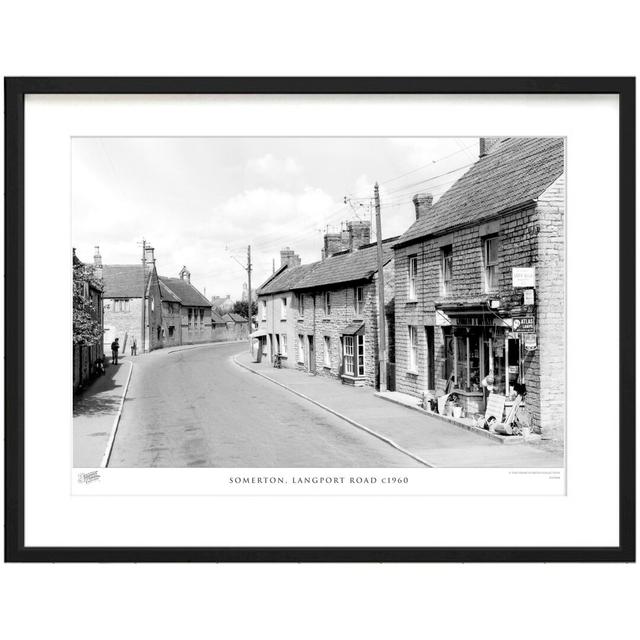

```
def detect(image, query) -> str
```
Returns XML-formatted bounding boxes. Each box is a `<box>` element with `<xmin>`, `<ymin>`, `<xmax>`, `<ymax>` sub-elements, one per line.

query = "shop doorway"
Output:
<box><xmin>425</xmin><ymin>326</ymin><xmax>435</xmax><ymax>390</ymax></box>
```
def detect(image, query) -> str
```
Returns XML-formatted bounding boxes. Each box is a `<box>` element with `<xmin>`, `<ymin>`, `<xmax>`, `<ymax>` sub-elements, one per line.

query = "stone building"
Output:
<box><xmin>159</xmin><ymin>267</ymin><xmax>214</xmax><ymax>345</ymax></box>
<box><xmin>254</xmin><ymin>261</ymin><xmax>318</xmax><ymax>365</ymax></box>
<box><xmin>101</xmin><ymin>246</ymin><xmax>163</xmax><ymax>356</ymax></box>
<box><xmin>392</xmin><ymin>137</ymin><xmax>565</xmax><ymax>441</ymax></box>
<box><xmin>73</xmin><ymin>248</ymin><xmax>104</xmax><ymax>390</ymax></box>
<box><xmin>255</xmin><ymin>224</ymin><xmax>395</xmax><ymax>388</ymax></box>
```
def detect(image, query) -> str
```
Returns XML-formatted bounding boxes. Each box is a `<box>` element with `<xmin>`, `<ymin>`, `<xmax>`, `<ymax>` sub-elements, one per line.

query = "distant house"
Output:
<box><xmin>222</xmin><ymin>312</ymin><xmax>250</xmax><ymax>340</ymax></box>
<box><xmin>211</xmin><ymin>294</ymin><xmax>235</xmax><ymax>315</ymax></box>
<box><xmin>159</xmin><ymin>267</ymin><xmax>213</xmax><ymax>345</ymax></box>
<box><xmin>255</xmin><ymin>224</ymin><xmax>395</xmax><ymax>388</ymax></box>
<box><xmin>73</xmin><ymin>248</ymin><xmax>104</xmax><ymax>391</ymax></box>
<box><xmin>101</xmin><ymin>245</ymin><xmax>163</xmax><ymax>355</ymax></box>
<box><xmin>392</xmin><ymin>137</ymin><xmax>565</xmax><ymax>440</ymax></box>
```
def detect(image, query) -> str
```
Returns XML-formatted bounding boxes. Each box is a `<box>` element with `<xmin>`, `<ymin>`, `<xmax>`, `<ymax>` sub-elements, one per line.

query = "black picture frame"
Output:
<box><xmin>4</xmin><ymin>77</ymin><xmax>635</xmax><ymax>563</ymax></box>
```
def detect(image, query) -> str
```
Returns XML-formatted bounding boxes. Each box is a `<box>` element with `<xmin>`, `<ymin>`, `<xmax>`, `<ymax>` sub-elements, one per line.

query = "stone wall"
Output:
<box><xmin>393</xmin><ymin>192</ymin><xmax>565</xmax><ymax>441</ymax></box>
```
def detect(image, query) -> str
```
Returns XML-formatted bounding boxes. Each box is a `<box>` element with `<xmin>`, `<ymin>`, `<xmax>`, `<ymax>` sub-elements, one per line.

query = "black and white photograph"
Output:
<box><xmin>72</xmin><ymin>135</ymin><xmax>565</xmax><ymax>470</ymax></box>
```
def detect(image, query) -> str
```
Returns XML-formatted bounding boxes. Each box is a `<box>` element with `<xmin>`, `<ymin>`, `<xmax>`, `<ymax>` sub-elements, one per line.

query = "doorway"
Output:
<box><xmin>308</xmin><ymin>335</ymin><xmax>316</xmax><ymax>373</ymax></box>
<box><xmin>425</xmin><ymin>326</ymin><xmax>435</xmax><ymax>390</ymax></box>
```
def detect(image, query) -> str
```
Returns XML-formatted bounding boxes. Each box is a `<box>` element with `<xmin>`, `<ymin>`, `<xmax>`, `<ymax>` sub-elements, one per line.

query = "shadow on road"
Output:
<box><xmin>73</xmin><ymin>363</ymin><xmax>125</xmax><ymax>417</ymax></box>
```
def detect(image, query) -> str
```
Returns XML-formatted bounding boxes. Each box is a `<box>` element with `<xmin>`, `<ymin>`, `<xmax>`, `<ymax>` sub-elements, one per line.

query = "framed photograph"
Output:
<box><xmin>4</xmin><ymin>77</ymin><xmax>635</xmax><ymax>562</ymax></box>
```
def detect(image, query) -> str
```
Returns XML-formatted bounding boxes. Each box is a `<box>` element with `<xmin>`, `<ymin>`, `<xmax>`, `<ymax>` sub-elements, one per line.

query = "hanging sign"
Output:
<box><xmin>524</xmin><ymin>334</ymin><xmax>537</xmax><ymax>351</ymax></box>
<box><xmin>512</xmin><ymin>267</ymin><xmax>536</xmax><ymax>288</ymax></box>
<box><xmin>523</xmin><ymin>289</ymin><xmax>535</xmax><ymax>305</ymax></box>
<box><xmin>512</xmin><ymin>316</ymin><xmax>535</xmax><ymax>333</ymax></box>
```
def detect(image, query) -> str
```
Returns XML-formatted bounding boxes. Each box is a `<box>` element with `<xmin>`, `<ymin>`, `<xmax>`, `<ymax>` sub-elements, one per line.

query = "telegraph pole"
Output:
<box><xmin>374</xmin><ymin>183</ymin><xmax>387</xmax><ymax>392</ymax></box>
<box><xmin>230</xmin><ymin>245</ymin><xmax>254</xmax><ymax>353</ymax></box>
<box><xmin>247</xmin><ymin>245</ymin><xmax>253</xmax><ymax>353</ymax></box>
<box><xmin>140</xmin><ymin>238</ymin><xmax>147</xmax><ymax>354</ymax></box>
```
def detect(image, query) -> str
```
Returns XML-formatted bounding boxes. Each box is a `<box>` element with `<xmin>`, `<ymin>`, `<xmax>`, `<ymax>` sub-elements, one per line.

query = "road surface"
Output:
<box><xmin>108</xmin><ymin>342</ymin><xmax>421</xmax><ymax>467</ymax></box>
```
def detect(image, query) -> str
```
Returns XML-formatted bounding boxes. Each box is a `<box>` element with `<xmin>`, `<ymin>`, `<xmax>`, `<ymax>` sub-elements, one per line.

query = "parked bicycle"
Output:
<box><xmin>273</xmin><ymin>353</ymin><xmax>283</xmax><ymax>368</ymax></box>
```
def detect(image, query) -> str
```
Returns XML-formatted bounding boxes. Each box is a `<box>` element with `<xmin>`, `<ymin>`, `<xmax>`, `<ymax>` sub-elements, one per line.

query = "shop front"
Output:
<box><xmin>437</xmin><ymin>305</ymin><xmax>528</xmax><ymax>417</ymax></box>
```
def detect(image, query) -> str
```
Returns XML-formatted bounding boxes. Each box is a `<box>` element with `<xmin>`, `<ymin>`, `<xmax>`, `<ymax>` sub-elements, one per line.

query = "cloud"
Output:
<box><xmin>246</xmin><ymin>154</ymin><xmax>303</xmax><ymax>179</ymax></box>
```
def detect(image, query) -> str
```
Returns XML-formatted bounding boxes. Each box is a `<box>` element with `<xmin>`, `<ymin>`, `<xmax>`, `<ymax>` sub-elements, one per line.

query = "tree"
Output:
<box><xmin>232</xmin><ymin>299</ymin><xmax>258</xmax><ymax>320</ymax></box>
<box><xmin>73</xmin><ymin>259</ymin><xmax>103</xmax><ymax>346</ymax></box>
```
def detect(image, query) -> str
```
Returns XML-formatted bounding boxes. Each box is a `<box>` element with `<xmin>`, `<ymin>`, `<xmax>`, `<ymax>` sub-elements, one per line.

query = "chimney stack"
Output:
<box><xmin>412</xmin><ymin>193</ymin><xmax>434</xmax><ymax>220</ymax></box>
<box><xmin>347</xmin><ymin>220</ymin><xmax>371</xmax><ymax>251</ymax></box>
<box><xmin>479</xmin><ymin>137</ymin><xmax>502</xmax><ymax>157</ymax></box>
<box><xmin>144</xmin><ymin>246</ymin><xmax>155</xmax><ymax>273</ymax></box>
<box><xmin>93</xmin><ymin>245</ymin><xmax>103</xmax><ymax>279</ymax></box>
<box><xmin>280</xmin><ymin>246</ymin><xmax>301</xmax><ymax>268</ymax></box>
<box><xmin>179</xmin><ymin>265</ymin><xmax>191</xmax><ymax>283</ymax></box>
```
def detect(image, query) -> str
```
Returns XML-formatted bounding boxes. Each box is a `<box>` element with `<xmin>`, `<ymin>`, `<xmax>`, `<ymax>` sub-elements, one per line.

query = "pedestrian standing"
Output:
<box><xmin>111</xmin><ymin>338</ymin><xmax>120</xmax><ymax>365</ymax></box>
<box><xmin>481</xmin><ymin>372</ymin><xmax>495</xmax><ymax>409</ymax></box>
<box><xmin>131</xmin><ymin>339</ymin><xmax>137</xmax><ymax>356</ymax></box>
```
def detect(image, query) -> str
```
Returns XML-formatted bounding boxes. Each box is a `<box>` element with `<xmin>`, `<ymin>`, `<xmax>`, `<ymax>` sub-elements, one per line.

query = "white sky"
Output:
<box><xmin>72</xmin><ymin>137</ymin><xmax>479</xmax><ymax>299</ymax></box>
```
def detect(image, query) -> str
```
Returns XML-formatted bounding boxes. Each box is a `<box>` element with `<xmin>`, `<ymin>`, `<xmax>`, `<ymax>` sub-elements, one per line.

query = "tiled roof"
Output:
<box><xmin>256</xmin><ymin>262</ymin><xmax>318</xmax><ymax>295</ymax></box>
<box><xmin>160</xmin><ymin>277</ymin><xmax>211</xmax><ymax>307</ymax></box>
<box><xmin>396</xmin><ymin>137</ymin><xmax>565</xmax><ymax>246</ymax></box>
<box><xmin>257</xmin><ymin>240</ymin><xmax>396</xmax><ymax>294</ymax></box>
<box><xmin>102</xmin><ymin>264</ymin><xmax>148</xmax><ymax>298</ymax></box>
<box><xmin>227</xmin><ymin>312</ymin><xmax>247</xmax><ymax>323</ymax></box>
<box><xmin>292</xmin><ymin>239</ymin><xmax>395</xmax><ymax>290</ymax></box>
<box><xmin>159</xmin><ymin>279</ymin><xmax>182</xmax><ymax>303</ymax></box>
<box><xmin>211</xmin><ymin>311</ymin><xmax>226</xmax><ymax>324</ymax></box>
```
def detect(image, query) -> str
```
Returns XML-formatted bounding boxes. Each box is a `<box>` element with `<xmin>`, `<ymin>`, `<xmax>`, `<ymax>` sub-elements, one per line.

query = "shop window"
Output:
<box><xmin>408</xmin><ymin>326</ymin><xmax>418</xmax><ymax>372</ymax></box>
<box><xmin>408</xmin><ymin>255</ymin><xmax>418</xmax><ymax>301</ymax></box>
<box><xmin>323</xmin><ymin>336</ymin><xmax>331</xmax><ymax>367</ymax></box>
<box><xmin>354</xmin><ymin>286</ymin><xmax>364</xmax><ymax>316</ymax></box>
<box><xmin>324</xmin><ymin>291</ymin><xmax>331</xmax><ymax>315</ymax></box>
<box><xmin>298</xmin><ymin>335</ymin><xmax>305</xmax><ymax>364</ymax></box>
<box><xmin>281</xmin><ymin>334</ymin><xmax>288</xmax><ymax>356</ymax></box>
<box><xmin>441</xmin><ymin>245</ymin><xmax>453</xmax><ymax>294</ymax></box>
<box><xmin>484</xmin><ymin>235</ymin><xmax>500</xmax><ymax>292</ymax></box>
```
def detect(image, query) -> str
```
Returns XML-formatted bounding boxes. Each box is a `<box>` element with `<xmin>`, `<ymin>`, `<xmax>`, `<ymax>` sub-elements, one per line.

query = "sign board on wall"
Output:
<box><xmin>524</xmin><ymin>334</ymin><xmax>537</xmax><ymax>351</ymax></box>
<box><xmin>512</xmin><ymin>316</ymin><xmax>535</xmax><ymax>333</ymax></box>
<box><xmin>523</xmin><ymin>289</ymin><xmax>535</xmax><ymax>305</ymax></box>
<box><xmin>512</xmin><ymin>267</ymin><xmax>536</xmax><ymax>288</ymax></box>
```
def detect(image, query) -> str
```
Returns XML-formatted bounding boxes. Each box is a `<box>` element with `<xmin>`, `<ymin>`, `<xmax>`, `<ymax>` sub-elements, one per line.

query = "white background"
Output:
<box><xmin>1</xmin><ymin>2</ymin><xmax>638</xmax><ymax>640</ymax></box>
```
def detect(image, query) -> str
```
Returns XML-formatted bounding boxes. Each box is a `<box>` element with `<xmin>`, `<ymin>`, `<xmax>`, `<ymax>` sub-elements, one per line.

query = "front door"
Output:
<box><xmin>308</xmin><ymin>335</ymin><xmax>316</xmax><ymax>373</ymax></box>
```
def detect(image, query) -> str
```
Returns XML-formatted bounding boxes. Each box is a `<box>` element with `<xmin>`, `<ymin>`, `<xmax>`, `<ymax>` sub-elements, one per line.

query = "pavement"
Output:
<box><xmin>236</xmin><ymin>352</ymin><xmax>564</xmax><ymax>468</ymax></box>
<box><xmin>106</xmin><ymin>342</ymin><xmax>422</xmax><ymax>468</ymax></box>
<box><xmin>73</xmin><ymin>356</ymin><xmax>132</xmax><ymax>467</ymax></box>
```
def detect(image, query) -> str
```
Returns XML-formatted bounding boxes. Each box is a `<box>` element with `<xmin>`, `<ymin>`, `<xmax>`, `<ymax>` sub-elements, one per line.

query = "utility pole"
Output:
<box><xmin>230</xmin><ymin>245</ymin><xmax>253</xmax><ymax>354</ymax></box>
<box><xmin>140</xmin><ymin>238</ymin><xmax>147</xmax><ymax>354</ymax></box>
<box><xmin>374</xmin><ymin>183</ymin><xmax>387</xmax><ymax>392</ymax></box>
<box><xmin>247</xmin><ymin>245</ymin><xmax>253</xmax><ymax>353</ymax></box>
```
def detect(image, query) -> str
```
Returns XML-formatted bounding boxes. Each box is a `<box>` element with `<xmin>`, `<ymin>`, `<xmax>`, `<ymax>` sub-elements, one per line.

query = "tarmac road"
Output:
<box><xmin>108</xmin><ymin>342</ymin><xmax>422</xmax><ymax>468</ymax></box>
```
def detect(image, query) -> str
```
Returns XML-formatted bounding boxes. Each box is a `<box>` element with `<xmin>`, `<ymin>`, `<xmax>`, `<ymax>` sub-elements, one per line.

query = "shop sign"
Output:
<box><xmin>523</xmin><ymin>289</ymin><xmax>535</xmax><ymax>306</ymax></box>
<box><xmin>524</xmin><ymin>333</ymin><xmax>537</xmax><ymax>351</ymax></box>
<box><xmin>512</xmin><ymin>316</ymin><xmax>535</xmax><ymax>333</ymax></box>
<box><xmin>512</xmin><ymin>267</ymin><xmax>536</xmax><ymax>288</ymax></box>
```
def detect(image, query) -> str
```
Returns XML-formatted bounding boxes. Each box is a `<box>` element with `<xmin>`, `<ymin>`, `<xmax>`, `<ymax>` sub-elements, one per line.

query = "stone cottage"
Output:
<box><xmin>159</xmin><ymin>267</ymin><xmax>214</xmax><ymax>346</ymax></box>
<box><xmin>255</xmin><ymin>223</ymin><xmax>395</xmax><ymax>388</ymax></box>
<box><xmin>101</xmin><ymin>245</ymin><xmax>163</xmax><ymax>356</ymax></box>
<box><xmin>392</xmin><ymin>137</ymin><xmax>565</xmax><ymax>441</ymax></box>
